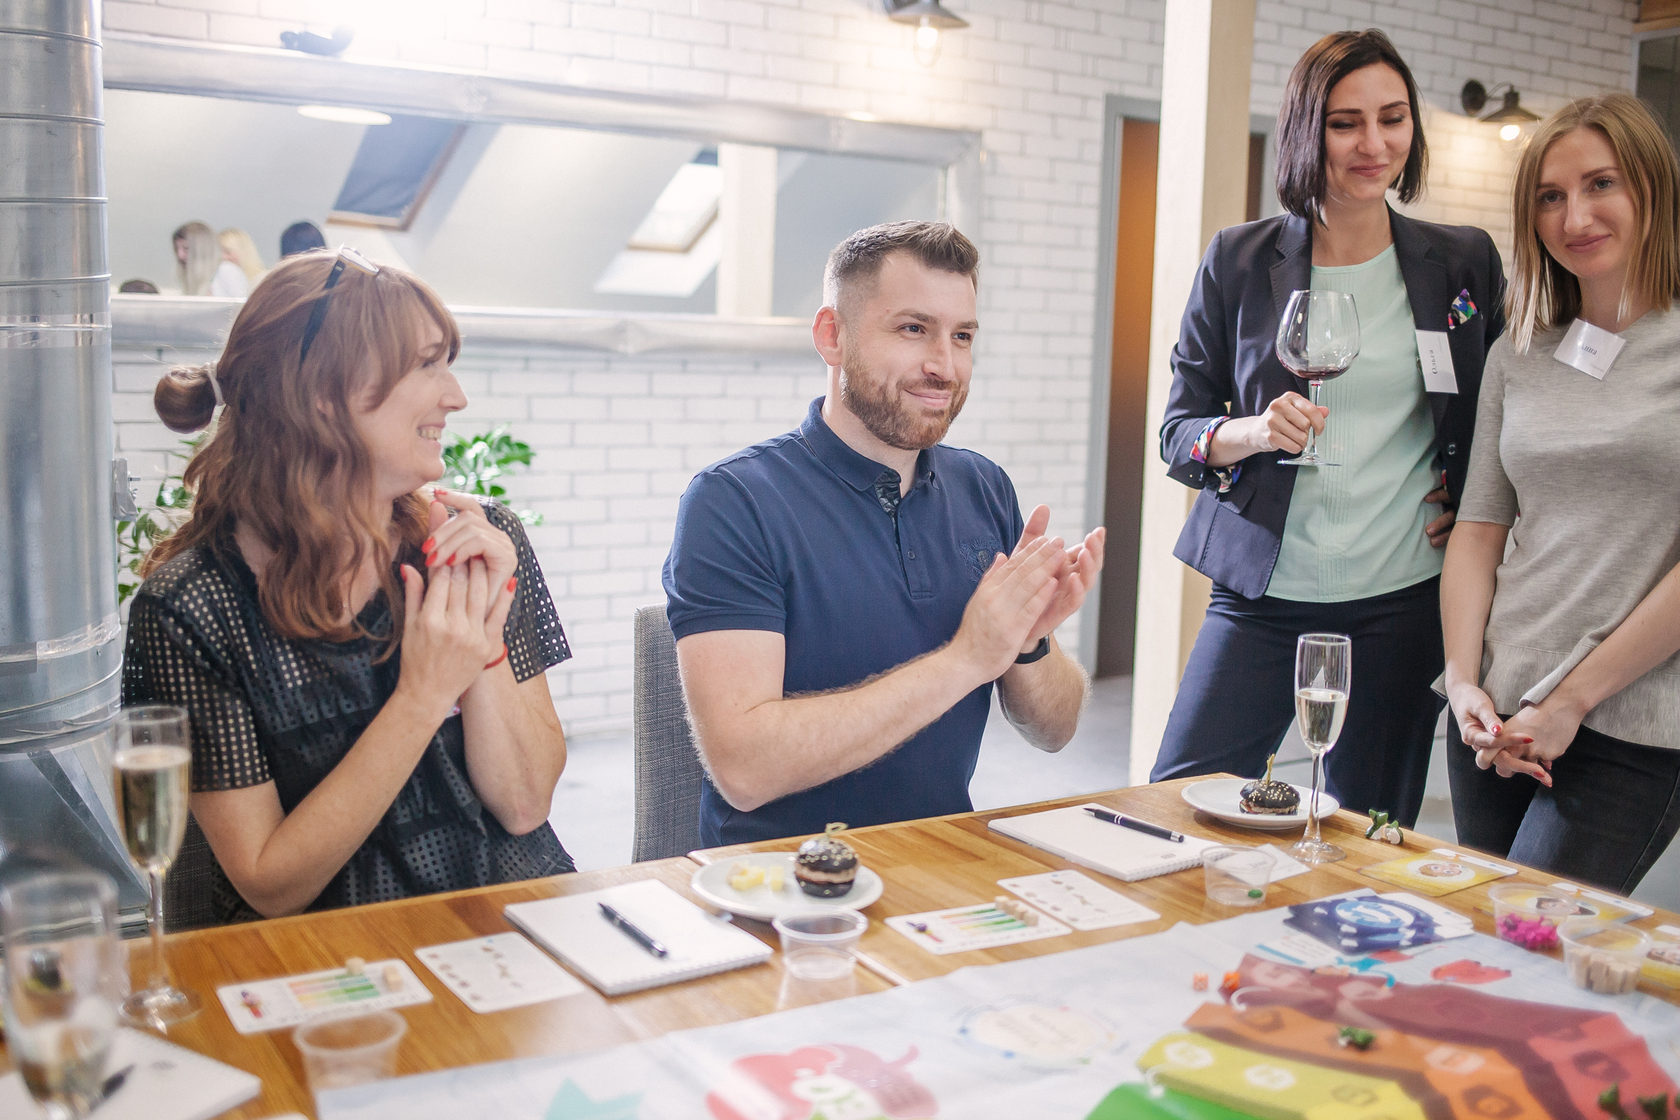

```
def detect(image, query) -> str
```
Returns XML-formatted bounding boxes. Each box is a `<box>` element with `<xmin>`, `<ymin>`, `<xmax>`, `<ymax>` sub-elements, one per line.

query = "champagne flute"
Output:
<box><xmin>111</xmin><ymin>704</ymin><xmax>200</xmax><ymax>1024</ymax></box>
<box><xmin>0</xmin><ymin>871</ymin><xmax>125</xmax><ymax>1119</ymax></box>
<box><xmin>1288</xmin><ymin>633</ymin><xmax>1351</xmax><ymax>864</ymax></box>
<box><xmin>1275</xmin><ymin>289</ymin><xmax>1359</xmax><ymax>467</ymax></box>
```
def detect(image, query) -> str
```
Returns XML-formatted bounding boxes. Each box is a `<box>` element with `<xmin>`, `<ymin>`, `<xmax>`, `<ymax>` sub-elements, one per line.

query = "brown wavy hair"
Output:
<box><xmin>1506</xmin><ymin>93</ymin><xmax>1680</xmax><ymax>353</ymax></box>
<box><xmin>147</xmin><ymin>250</ymin><xmax>461</xmax><ymax>654</ymax></box>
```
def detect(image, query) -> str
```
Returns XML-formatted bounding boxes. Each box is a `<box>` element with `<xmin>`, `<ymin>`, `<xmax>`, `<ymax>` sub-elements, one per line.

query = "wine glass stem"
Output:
<box><xmin>1303</xmin><ymin>380</ymin><xmax>1323</xmax><ymax>459</ymax></box>
<box><xmin>145</xmin><ymin>867</ymin><xmax>168</xmax><ymax>991</ymax></box>
<box><xmin>1305</xmin><ymin>751</ymin><xmax>1324</xmax><ymax>846</ymax></box>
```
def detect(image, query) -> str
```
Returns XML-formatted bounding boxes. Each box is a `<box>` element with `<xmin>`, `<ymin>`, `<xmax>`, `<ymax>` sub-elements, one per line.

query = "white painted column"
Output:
<box><xmin>715</xmin><ymin>142</ymin><xmax>777</xmax><ymax>318</ymax></box>
<box><xmin>1129</xmin><ymin>0</ymin><xmax>1254</xmax><ymax>785</ymax></box>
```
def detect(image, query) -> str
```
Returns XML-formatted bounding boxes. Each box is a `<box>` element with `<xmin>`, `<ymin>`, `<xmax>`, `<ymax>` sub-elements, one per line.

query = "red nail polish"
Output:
<box><xmin>433</xmin><ymin>488</ymin><xmax>446</xmax><ymax>498</ymax></box>
<box><xmin>1522</xmin><ymin>737</ymin><xmax>1535</xmax><ymax>744</ymax></box>
<box><xmin>507</xmin><ymin>576</ymin><xmax>518</xmax><ymax>593</ymax></box>
<box><xmin>422</xmin><ymin>537</ymin><xmax>435</xmax><ymax>554</ymax></box>
<box><xmin>446</xmin><ymin>552</ymin><xmax>457</xmax><ymax>565</ymax></box>
<box><xmin>1491</xmin><ymin>723</ymin><xmax>1501</xmax><ymax>735</ymax></box>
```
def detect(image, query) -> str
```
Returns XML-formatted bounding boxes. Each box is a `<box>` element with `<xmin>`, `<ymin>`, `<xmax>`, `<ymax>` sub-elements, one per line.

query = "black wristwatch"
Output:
<box><xmin>1014</xmin><ymin>637</ymin><xmax>1051</xmax><ymax>664</ymax></box>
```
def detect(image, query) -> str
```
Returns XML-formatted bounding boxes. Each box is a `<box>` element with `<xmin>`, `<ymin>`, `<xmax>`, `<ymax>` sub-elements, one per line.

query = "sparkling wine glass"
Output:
<box><xmin>1276</xmin><ymin>289</ymin><xmax>1359</xmax><ymax>467</ymax></box>
<box><xmin>1289</xmin><ymin>633</ymin><xmax>1351</xmax><ymax>864</ymax></box>
<box><xmin>0</xmin><ymin>871</ymin><xmax>125</xmax><ymax>1119</ymax></box>
<box><xmin>111</xmin><ymin>704</ymin><xmax>200</xmax><ymax>1025</ymax></box>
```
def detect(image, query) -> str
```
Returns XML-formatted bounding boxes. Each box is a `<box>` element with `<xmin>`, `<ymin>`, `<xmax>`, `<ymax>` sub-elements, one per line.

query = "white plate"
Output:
<box><xmin>1180</xmin><ymin>778</ymin><xmax>1339</xmax><ymax>831</ymax></box>
<box><xmin>690</xmin><ymin>853</ymin><xmax>883</xmax><ymax>922</ymax></box>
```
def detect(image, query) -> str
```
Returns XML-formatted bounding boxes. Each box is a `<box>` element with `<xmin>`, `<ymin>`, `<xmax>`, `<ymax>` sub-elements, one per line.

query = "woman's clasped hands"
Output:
<box><xmin>397</xmin><ymin>490</ymin><xmax>520</xmax><ymax>712</ymax></box>
<box><xmin>1447</xmin><ymin>681</ymin><xmax>1584</xmax><ymax>787</ymax></box>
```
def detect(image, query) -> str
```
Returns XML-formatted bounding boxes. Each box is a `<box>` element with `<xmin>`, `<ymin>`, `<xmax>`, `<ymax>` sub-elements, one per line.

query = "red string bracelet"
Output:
<box><xmin>483</xmin><ymin>643</ymin><xmax>508</xmax><ymax>671</ymax></box>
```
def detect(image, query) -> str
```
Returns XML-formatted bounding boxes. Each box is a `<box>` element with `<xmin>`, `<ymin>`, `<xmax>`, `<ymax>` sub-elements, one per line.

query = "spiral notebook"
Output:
<box><xmin>989</xmin><ymin>803</ymin><xmax>1218</xmax><ymax>882</ymax></box>
<box><xmin>504</xmin><ymin>879</ymin><xmax>772</xmax><ymax>996</ymax></box>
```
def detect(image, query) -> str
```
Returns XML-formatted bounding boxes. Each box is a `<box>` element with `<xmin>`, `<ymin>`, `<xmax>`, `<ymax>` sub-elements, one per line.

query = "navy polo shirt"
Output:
<box><xmin>663</xmin><ymin>396</ymin><xmax>1023</xmax><ymax>845</ymax></box>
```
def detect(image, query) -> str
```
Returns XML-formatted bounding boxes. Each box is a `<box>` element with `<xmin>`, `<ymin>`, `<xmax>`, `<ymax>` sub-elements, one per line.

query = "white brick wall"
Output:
<box><xmin>106</xmin><ymin>0</ymin><xmax>1637</xmax><ymax>735</ymax></box>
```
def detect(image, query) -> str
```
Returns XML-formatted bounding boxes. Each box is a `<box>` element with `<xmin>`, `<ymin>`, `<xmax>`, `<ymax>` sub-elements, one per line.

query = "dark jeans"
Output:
<box><xmin>1150</xmin><ymin>578</ymin><xmax>1444</xmax><ymax>827</ymax></box>
<box><xmin>1446</xmin><ymin>715</ymin><xmax>1680</xmax><ymax>894</ymax></box>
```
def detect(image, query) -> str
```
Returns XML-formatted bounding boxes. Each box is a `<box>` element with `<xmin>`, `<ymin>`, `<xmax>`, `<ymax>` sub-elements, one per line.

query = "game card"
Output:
<box><xmin>1359</xmin><ymin>847</ymin><xmax>1517</xmax><ymax>896</ymax></box>
<box><xmin>217</xmin><ymin>959</ymin><xmax>432</xmax><ymax>1034</ymax></box>
<box><xmin>996</xmin><ymin>870</ymin><xmax>1159</xmax><ymax>931</ymax></box>
<box><xmin>417</xmin><ymin>932</ymin><xmax>588</xmax><ymax>1012</ymax></box>
<box><xmin>887</xmin><ymin>901</ymin><xmax>1071</xmax><ymax>955</ymax></box>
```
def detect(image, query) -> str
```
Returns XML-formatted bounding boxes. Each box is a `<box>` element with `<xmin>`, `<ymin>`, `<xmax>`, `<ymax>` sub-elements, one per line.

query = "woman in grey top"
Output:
<box><xmin>1442</xmin><ymin>94</ymin><xmax>1680</xmax><ymax>893</ymax></box>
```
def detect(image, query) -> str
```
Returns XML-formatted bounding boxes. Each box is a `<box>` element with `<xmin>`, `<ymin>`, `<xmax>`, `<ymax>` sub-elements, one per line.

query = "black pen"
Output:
<box><xmin>598</xmin><ymin>902</ymin><xmax>669</xmax><ymax>958</ymax></box>
<box><xmin>98</xmin><ymin>1062</ymin><xmax>136</xmax><ymax>1105</ymax></box>
<box><xmin>1084</xmin><ymin>806</ymin><xmax>1184</xmax><ymax>843</ymax></box>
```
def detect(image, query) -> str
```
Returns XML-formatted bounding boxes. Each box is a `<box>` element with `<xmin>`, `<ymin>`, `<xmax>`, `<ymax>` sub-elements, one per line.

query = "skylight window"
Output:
<box><xmin>625</xmin><ymin>156</ymin><xmax>721</xmax><ymax>253</ymax></box>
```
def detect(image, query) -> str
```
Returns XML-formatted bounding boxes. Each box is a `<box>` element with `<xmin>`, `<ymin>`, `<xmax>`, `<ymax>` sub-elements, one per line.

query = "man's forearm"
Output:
<box><xmin>680</xmin><ymin>632</ymin><xmax>996</xmax><ymax>813</ymax></box>
<box><xmin>996</xmin><ymin>637</ymin><xmax>1088</xmax><ymax>751</ymax></box>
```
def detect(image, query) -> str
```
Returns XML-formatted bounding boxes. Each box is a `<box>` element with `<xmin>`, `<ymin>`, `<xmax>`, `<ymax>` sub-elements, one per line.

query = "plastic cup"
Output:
<box><xmin>772</xmin><ymin>909</ymin><xmax>867</xmax><ymax>980</ymax></box>
<box><xmin>1202</xmin><ymin>846</ymin><xmax>1275</xmax><ymax>907</ymax></box>
<box><xmin>293</xmin><ymin>1011</ymin><xmax>406</xmax><ymax>1093</ymax></box>
<box><xmin>1560</xmin><ymin>918</ymin><xmax>1650</xmax><ymax>994</ymax></box>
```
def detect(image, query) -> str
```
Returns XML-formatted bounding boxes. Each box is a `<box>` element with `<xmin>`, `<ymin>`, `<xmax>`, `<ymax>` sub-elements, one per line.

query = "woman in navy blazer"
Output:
<box><xmin>1150</xmin><ymin>29</ymin><xmax>1505</xmax><ymax>828</ymax></box>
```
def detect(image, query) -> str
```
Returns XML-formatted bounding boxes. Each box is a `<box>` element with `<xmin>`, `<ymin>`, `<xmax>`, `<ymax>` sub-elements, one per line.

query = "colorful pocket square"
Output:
<box><xmin>1447</xmin><ymin>289</ymin><xmax>1478</xmax><ymax>330</ymax></box>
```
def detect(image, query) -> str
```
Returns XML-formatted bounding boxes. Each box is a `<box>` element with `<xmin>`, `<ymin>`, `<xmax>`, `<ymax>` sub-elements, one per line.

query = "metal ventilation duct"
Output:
<box><xmin>0</xmin><ymin>0</ymin><xmax>142</xmax><ymax>904</ymax></box>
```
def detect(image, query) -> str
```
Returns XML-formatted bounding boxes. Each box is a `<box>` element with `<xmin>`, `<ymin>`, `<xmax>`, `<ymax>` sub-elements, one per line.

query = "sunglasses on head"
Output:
<box><xmin>298</xmin><ymin>246</ymin><xmax>380</xmax><ymax>363</ymax></box>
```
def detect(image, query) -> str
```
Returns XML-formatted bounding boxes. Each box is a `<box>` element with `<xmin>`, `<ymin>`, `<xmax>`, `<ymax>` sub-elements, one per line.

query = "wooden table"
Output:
<box><xmin>694</xmin><ymin>777</ymin><xmax>1680</xmax><ymax>988</ymax></box>
<box><xmin>106</xmin><ymin>857</ymin><xmax>891</xmax><ymax>1120</ymax></box>
<box><xmin>8</xmin><ymin>778</ymin><xmax>1676</xmax><ymax>1118</ymax></box>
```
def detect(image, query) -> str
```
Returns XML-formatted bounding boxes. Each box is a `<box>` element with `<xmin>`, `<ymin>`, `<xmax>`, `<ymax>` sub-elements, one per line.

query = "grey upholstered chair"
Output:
<box><xmin>631</xmin><ymin>604</ymin><xmax>705</xmax><ymax>862</ymax></box>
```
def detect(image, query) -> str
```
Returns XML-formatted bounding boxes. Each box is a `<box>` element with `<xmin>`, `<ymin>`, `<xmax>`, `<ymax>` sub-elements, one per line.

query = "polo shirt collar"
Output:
<box><xmin>799</xmin><ymin>396</ymin><xmax>939</xmax><ymax>495</ymax></box>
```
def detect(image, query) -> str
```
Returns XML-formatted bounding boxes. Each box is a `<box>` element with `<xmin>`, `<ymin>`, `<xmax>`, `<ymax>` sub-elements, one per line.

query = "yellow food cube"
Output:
<box><xmin>728</xmin><ymin>864</ymin><xmax>765</xmax><ymax>891</ymax></box>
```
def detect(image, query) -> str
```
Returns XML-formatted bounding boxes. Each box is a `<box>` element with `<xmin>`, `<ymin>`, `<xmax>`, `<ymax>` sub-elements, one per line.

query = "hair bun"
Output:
<box><xmin>154</xmin><ymin>362</ymin><xmax>219</xmax><ymax>433</ymax></box>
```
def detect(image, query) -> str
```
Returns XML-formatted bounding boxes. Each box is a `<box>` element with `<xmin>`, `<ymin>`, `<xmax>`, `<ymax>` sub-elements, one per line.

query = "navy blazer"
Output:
<box><xmin>1160</xmin><ymin>209</ymin><xmax>1506</xmax><ymax>600</ymax></box>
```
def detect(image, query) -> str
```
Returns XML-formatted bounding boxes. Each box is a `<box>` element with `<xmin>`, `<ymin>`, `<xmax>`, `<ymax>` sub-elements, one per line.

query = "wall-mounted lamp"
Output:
<box><xmin>280</xmin><ymin>25</ymin><xmax>355</xmax><ymax>57</ymax></box>
<box><xmin>1461</xmin><ymin>80</ymin><xmax>1541</xmax><ymax>143</ymax></box>
<box><xmin>883</xmin><ymin>0</ymin><xmax>968</xmax><ymax>67</ymax></box>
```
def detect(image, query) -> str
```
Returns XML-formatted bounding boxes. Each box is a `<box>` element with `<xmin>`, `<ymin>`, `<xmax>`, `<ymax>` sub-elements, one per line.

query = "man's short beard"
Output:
<box><xmin>838</xmin><ymin>363</ymin><xmax>967</xmax><ymax>452</ymax></box>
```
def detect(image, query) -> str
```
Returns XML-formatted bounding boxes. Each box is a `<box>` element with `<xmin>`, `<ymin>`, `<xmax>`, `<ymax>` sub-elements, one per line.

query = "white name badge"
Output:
<box><xmin>1416</xmin><ymin>330</ymin><xmax>1458</xmax><ymax>394</ymax></box>
<box><xmin>1554</xmin><ymin>318</ymin><xmax>1625</xmax><ymax>380</ymax></box>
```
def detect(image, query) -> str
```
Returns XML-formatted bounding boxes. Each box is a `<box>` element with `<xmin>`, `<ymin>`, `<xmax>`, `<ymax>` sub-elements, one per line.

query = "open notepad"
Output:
<box><xmin>504</xmin><ymin>879</ymin><xmax>772</xmax><ymax>996</ymax></box>
<box><xmin>989</xmin><ymin>803</ymin><xmax>1219</xmax><ymax>882</ymax></box>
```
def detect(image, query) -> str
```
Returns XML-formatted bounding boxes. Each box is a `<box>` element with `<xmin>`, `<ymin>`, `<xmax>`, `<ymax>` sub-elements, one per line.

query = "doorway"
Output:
<box><xmin>1094</xmin><ymin>114</ymin><xmax>1267</xmax><ymax>677</ymax></box>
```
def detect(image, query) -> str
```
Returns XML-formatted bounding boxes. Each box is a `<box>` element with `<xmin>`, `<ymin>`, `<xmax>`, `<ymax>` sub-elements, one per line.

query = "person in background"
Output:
<box><xmin>665</xmin><ymin>221</ymin><xmax>1103</xmax><ymax>847</ymax></box>
<box><xmin>280</xmin><ymin>220</ymin><xmax>327</xmax><ymax>259</ymax></box>
<box><xmin>122</xmin><ymin>248</ymin><xmax>574</xmax><ymax>923</ymax></box>
<box><xmin>1442</xmin><ymin>93</ymin><xmax>1680</xmax><ymax>893</ymax></box>
<box><xmin>172</xmin><ymin>221</ymin><xmax>222</xmax><ymax>297</ymax></box>
<box><xmin>218</xmin><ymin>227</ymin><xmax>267</xmax><ymax>290</ymax></box>
<box><xmin>1149</xmin><ymin>29</ymin><xmax>1505</xmax><ymax>826</ymax></box>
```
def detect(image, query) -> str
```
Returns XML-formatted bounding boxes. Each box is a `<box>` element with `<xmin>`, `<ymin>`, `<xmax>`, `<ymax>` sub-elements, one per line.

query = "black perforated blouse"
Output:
<box><xmin>121</xmin><ymin>501</ymin><xmax>575</xmax><ymax>922</ymax></box>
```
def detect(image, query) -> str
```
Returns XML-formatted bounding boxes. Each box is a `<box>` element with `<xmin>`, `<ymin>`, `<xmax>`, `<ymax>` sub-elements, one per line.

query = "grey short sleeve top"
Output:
<box><xmin>1458</xmin><ymin>309</ymin><xmax>1680</xmax><ymax>747</ymax></box>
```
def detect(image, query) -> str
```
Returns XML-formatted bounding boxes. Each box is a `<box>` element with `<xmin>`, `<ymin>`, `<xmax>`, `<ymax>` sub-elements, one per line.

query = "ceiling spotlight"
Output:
<box><xmin>280</xmin><ymin>25</ymin><xmax>355</xmax><ymax>57</ymax></box>
<box><xmin>1461</xmin><ymin>80</ymin><xmax>1540</xmax><ymax>142</ymax></box>
<box><xmin>883</xmin><ymin>0</ymin><xmax>967</xmax><ymax>67</ymax></box>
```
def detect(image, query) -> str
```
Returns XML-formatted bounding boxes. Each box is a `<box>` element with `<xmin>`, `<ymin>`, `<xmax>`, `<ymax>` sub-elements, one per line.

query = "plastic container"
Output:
<box><xmin>1641</xmin><ymin>927</ymin><xmax>1680</xmax><ymax>988</ymax></box>
<box><xmin>293</xmin><ymin>1011</ymin><xmax>407</xmax><ymax>1094</ymax></box>
<box><xmin>773</xmin><ymin>909</ymin><xmax>867</xmax><ymax>981</ymax></box>
<box><xmin>1488</xmin><ymin>883</ymin><xmax>1578</xmax><ymax>950</ymax></box>
<box><xmin>1559</xmin><ymin>918</ymin><xmax>1650</xmax><ymax>994</ymax></box>
<box><xmin>1202</xmin><ymin>846</ymin><xmax>1275</xmax><ymax>907</ymax></box>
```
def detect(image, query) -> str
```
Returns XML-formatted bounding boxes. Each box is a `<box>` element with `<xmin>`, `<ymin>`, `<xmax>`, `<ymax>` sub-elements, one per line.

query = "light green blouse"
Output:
<box><xmin>1268</xmin><ymin>245</ymin><xmax>1442</xmax><ymax>602</ymax></box>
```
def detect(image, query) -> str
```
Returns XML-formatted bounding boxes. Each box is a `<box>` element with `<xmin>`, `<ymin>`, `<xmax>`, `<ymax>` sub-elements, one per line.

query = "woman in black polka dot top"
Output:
<box><xmin>122</xmin><ymin>249</ymin><xmax>575</xmax><ymax>923</ymax></box>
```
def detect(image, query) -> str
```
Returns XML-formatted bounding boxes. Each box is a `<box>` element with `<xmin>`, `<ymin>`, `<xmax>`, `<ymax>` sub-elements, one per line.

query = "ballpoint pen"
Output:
<box><xmin>1083</xmin><ymin>806</ymin><xmax>1184</xmax><ymax>843</ymax></box>
<box><xmin>599</xmin><ymin>902</ymin><xmax>669</xmax><ymax>958</ymax></box>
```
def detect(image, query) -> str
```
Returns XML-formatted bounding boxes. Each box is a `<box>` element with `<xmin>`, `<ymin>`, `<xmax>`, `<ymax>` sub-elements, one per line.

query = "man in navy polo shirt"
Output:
<box><xmin>663</xmin><ymin>221</ymin><xmax>1105</xmax><ymax>846</ymax></box>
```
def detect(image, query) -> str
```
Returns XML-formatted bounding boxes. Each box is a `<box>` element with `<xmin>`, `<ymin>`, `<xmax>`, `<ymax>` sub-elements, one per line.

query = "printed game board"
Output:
<box><xmin>316</xmin><ymin>897</ymin><xmax>1680</xmax><ymax>1119</ymax></box>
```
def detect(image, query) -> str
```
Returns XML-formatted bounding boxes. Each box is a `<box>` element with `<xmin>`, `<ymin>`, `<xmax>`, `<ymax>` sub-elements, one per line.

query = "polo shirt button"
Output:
<box><xmin>907</xmin><ymin>551</ymin><xmax>916</xmax><ymax>559</ymax></box>
<box><xmin>1446</xmin><ymin>442</ymin><xmax>1458</xmax><ymax>456</ymax></box>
